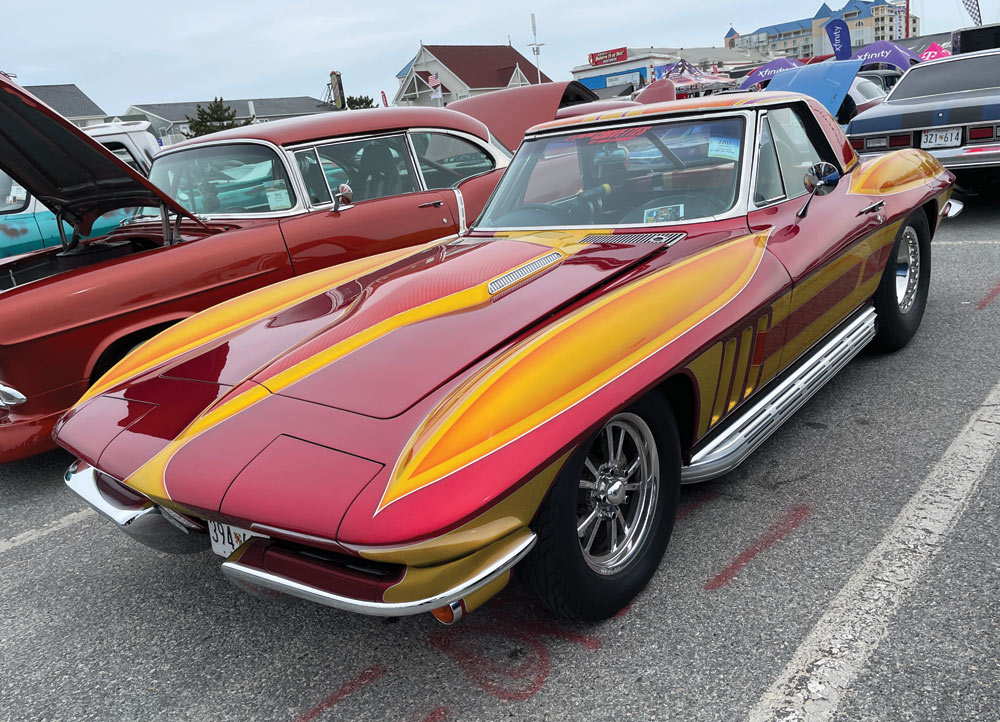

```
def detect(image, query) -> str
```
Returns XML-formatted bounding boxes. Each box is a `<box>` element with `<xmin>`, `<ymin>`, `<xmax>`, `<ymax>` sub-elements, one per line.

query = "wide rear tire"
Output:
<box><xmin>872</xmin><ymin>210</ymin><xmax>931</xmax><ymax>351</ymax></box>
<box><xmin>521</xmin><ymin>394</ymin><xmax>681</xmax><ymax>621</ymax></box>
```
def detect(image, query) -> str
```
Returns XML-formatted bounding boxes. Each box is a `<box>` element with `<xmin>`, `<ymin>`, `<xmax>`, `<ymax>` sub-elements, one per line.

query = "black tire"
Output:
<box><xmin>520</xmin><ymin>393</ymin><xmax>681</xmax><ymax>621</ymax></box>
<box><xmin>872</xmin><ymin>210</ymin><xmax>931</xmax><ymax>351</ymax></box>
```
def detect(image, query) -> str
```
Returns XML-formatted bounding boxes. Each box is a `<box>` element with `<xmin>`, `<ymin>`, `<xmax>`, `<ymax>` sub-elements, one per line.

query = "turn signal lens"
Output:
<box><xmin>889</xmin><ymin>134</ymin><xmax>912</xmax><ymax>148</ymax></box>
<box><xmin>969</xmin><ymin>126</ymin><xmax>994</xmax><ymax>141</ymax></box>
<box><xmin>850</xmin><ymin>138</ymin><xmax>865</xmax><ymax>150</ymax></box>
<box><xmin>431</xmin><ymin>600</ymin><xmax>464</xmax><ymax>624</ymax></box>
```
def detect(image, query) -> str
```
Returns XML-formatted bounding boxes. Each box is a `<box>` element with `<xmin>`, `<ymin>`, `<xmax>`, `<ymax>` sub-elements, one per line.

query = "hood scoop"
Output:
<box><xmin>488</xmin><ymin>251</ymin><xmax>563</xmax><ymax>295</ymax></box>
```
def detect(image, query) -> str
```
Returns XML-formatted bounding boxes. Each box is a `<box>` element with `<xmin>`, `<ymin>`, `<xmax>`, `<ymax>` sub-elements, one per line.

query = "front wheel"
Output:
<box><xmin>872</xmin><ymin>210</ymin><xmax>931</xmax><ymax>351</ymax></box>
<box><xmin>521</xmin><ymin>394</ymin><xmax>681</xmax><ymax>621</ymax></box>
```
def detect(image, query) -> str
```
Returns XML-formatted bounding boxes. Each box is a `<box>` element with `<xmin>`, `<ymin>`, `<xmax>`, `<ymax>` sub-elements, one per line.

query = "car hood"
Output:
<box><xmin>766</xmin><ymin>59</ymin><xmax>863</xmax><ymax>115</ymax></box>
<box><xmin>0</xmin><ymin>75</ymin><xmax>199</xmax><ymax>234</ymax></box>
<box><xmin>847</xmin><ymin>89</ymin><xmax>1000</xmax><ymax>135</ymax></box>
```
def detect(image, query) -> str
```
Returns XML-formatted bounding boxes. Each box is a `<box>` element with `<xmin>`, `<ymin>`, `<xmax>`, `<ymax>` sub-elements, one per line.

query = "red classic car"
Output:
<box><xmin>58</xmin><ymin>92</ymin><xmax>960</xmax><ymax>622</ymax></box>
<box><xmin>0</xmin><ymin>76</ymin><xmax>510</xmax><ymax>462</ymax></box>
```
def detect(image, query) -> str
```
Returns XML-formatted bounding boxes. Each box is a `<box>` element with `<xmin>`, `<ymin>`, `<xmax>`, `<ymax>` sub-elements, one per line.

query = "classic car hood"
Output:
<box><xmin>847</xmin><ymin>89</ymin><xmax>1000</xmax><ymax>135</ymax></box>
<box><xmin>765</xmin><ymin>59</ymin><xmax>863</xmax><ymax>115</ymax></box>
<box><xmin>0</xmin><ymin>75</ymin><xmax>199</xmax><ymax>234</ymax></box>
<box><xmin>152</xmin><ymin>233</ymin><xmax>670</xmax><ymax>419</ymax></box>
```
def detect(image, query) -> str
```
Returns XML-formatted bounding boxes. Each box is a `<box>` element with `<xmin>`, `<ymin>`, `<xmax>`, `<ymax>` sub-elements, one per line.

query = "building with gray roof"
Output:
<box><xmin>24</xmin><ymin>84</ymin><xmax>106</xmax><ymax>127</ymax></box>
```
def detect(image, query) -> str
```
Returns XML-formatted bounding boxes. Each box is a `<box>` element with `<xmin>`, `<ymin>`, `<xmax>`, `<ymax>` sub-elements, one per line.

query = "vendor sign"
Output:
<box><xmin>589</xmin><ymin>47</ymin><xmax>628</xmax><ymax>66</ymax></box>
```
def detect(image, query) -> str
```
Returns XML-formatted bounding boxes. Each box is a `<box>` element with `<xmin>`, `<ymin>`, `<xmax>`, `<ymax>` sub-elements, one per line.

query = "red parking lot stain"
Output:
<box><xmin>676</xmin><ymin>489</ymin><xmax>718</xmax><ymax>523</ymax></box>
<box><xmin>294</xmin><ymin>665</ymin><xmax>386</xmax><ymax>722</ymax></box>
<box><xmin>977</xmin><ymin>281</ymin><xmax>1000</xmax><ymax>311</ymax></box>
<box><xmin>703</xmin><ymin>504</ymin><xmax>812</xmax><ymax>590</ymax></box>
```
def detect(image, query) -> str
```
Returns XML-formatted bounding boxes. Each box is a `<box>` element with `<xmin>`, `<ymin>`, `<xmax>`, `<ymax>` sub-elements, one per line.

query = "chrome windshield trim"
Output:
<box><xmin>453</xmin><ymin>187</ymin><xmax>467</xmax><ymax>232</ymax></box>
<box><xmin>476</xmin><ymin>109</ymin><xmax>755</xmax><ymax>232</ymax></box>
<box><xmin>221</xmin><ymin>529</ymin><xmax>536</xmax><ymax>617</ymax></box>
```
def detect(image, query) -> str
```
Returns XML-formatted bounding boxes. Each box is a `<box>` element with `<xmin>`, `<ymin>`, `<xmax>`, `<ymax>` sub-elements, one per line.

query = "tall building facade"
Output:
<box><xmin>725</xmin><ymin>0</ymin><xmax>920</xmax><ymax>58</ymax></box>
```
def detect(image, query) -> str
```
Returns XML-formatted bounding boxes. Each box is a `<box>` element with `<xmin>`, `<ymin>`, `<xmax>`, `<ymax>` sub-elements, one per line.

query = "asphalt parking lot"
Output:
<box><xmin>2</xmin><ymin>198</ymin><xmax>999</xmax><ymax>722</ymax></box>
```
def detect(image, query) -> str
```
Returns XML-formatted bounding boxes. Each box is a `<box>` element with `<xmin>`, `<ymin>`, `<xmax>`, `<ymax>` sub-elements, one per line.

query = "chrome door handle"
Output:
<box><xmin>418</xmin><ymin>200</ymin><xmax>444</xmax><ymax>208</ymax></box>
<box><xmin>857</xmin><ymin>200</ymin><xmax>885</xmax><ymax>216</ymax></box>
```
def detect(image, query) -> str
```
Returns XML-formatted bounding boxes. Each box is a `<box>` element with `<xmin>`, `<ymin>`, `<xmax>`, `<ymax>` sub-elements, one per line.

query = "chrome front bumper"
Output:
<box><xmin>64</xmin><ymin>463</ymin><xmax>208</xmax><ymax>554</ymax></box>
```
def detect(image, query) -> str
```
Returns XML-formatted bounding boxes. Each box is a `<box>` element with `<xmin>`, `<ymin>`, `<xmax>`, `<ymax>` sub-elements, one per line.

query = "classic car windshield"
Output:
<box><xmin>477</xmin><ymin>116</ymin><xmax>745</xmax><ymax>228</ymax></box>
<box><xmin>889</xmin><ymin>55</ymin><xmax>1000</xmax><ymax>100</ymax></box>
<box><xmin>149</xmin><ymin>144</ymin><xmax>296</xmax><ymax>215</ymax></box>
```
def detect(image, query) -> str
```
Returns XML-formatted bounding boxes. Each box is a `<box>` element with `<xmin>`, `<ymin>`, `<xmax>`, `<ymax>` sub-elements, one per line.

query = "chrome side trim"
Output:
<box><xmin>0</xmin><ymin>383</ymin><xmax>27</xmax><ymax>409</ymax></box>
<box><xmin>64</xmin><ymin>464</ymin><xmax>208</xmax><ymax>554</ymax></box>
<box><xmin>453</xmin><ymin>187</ymin><xmax>467</xmax><ymax>232</ymax></box>
<box><xmin>682</xmin><ymin>306</ymin><xmax>878</xmax><ymax>484</ymax></box>
<box><xmin>221</xmin><ymin>530</ymin><xmax>536</xmax><ymax>617</ymax></box>
<box><xmin>487</xmin><ymin>251</ymin><xmax>562</xmax><ymax>295</ymax></box>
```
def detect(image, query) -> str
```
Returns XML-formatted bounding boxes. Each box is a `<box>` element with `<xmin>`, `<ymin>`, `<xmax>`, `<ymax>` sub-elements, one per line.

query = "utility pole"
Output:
<box><xmin>905</xmin><ymin>0</ymin><xmax>910</xmax><ymax>38</ymax></box>
<box><xmin>528</xmin><ymin>13</ymin><xmax>545</xmax><ymax>84</ymax></box>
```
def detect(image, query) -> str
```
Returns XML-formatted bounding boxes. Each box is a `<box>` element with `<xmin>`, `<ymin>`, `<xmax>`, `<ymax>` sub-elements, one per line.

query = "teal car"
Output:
<box><xmin>0</xmin><ymin>121</ymin><xmax>158</xmax><ymax>258</ymax></box>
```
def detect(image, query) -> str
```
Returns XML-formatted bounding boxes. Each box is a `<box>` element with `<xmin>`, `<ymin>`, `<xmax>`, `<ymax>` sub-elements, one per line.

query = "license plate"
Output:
<box><xmin>922</xmin><ymin>127</ymin><xmax>963</xmax><ymax>149</ymax></box>
<box><xmin>209</xmin><ymin>521</ymin><xmax>262</xmax><ymax>558</ymax></box>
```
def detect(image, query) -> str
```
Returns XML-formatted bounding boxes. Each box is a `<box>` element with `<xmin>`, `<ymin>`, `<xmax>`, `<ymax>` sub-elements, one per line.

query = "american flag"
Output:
<box><xmin>427</xmin><ymin>72</ymin><xmax>441</xmax><ymax>89</ymax></box>
<box><xmin>963</xmin><ymin>0</ymin><xmax>982</xmax><ymax>25</ymax></box>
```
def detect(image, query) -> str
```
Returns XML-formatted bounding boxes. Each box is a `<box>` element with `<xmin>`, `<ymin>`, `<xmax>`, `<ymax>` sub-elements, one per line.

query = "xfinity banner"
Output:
<box><xmin>826</xmin><ymin>19</ymin><xmax>852</xmax><ymax>60</ymax></box>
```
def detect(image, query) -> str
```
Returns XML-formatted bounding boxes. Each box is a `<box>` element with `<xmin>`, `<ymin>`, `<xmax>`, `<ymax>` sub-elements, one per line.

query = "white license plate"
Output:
<box><xmin>209</xmin><ymin>521</ymin><xmax>262</xmax><ymax>558</ymax></box>
<box><xmin>922</xmin><ymin>127</ymin><xmax>963</xmax><ymax>149</ymax></box>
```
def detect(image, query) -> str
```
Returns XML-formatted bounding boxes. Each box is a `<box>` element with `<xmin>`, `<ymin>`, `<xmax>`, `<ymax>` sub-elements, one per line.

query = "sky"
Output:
<box><xmin>4</xmin><ymin>0</ymin><xmax>998</xmax><ymax>116</ymax></box>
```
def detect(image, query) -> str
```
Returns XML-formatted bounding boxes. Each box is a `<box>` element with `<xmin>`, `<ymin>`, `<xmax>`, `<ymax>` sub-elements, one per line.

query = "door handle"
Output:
<box><xmin>418</xmin><ymin>200</ymin><xmax>444</xmax><ymax>208</ymax></box>
<box><xmin>857</xmin><ymin>200</ymin><xmax>885</xmax><ymax>216</ymax></box>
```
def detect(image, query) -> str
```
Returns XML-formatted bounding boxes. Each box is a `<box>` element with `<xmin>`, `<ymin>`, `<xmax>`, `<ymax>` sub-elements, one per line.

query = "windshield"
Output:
<box><xmin>477</xmin><ymin>116</ymin><xmax>745</xmax><ymax>229</ymax></box>
<box><xmin>890</xmin><ymin>55</ymin><xmax>1000</xmax><ymax>100</ymax></box>
<box><xmin>149</xmin><ymin>143</ymin><xmax>295</xmax><ymax>215</ymax></box>
<box><xmin>852</xmin><ymin>78</ymin><xmax>886</xmax><ymax>102</ymax></box>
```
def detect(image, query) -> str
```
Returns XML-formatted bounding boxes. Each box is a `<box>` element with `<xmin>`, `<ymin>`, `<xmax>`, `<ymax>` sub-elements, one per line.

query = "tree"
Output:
<box><xmin>183</xmin><ymin>97</ymin><xmax>253</xmax><ymax>138</ymax></box>
<box><xmin>346</xmin><ymin>95</ymin><xmax>376</xmax><ymax>110</ymax></box>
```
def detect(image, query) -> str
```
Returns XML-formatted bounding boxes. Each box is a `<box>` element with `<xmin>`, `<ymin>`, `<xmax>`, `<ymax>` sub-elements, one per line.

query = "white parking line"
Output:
<box><xmin>0</xmin><ymin>508</ymin><xmax>95</xmax><ymax>555</ymax></box>
<box><xmin>748</xmin><ymin>379</ymin><xmax>1000</xmax><ymax>722</ymax></box>
<box><xmin>936</xmin><ymin>240</ymin><xmax>1000</xmax><ymax>245</ymax></box>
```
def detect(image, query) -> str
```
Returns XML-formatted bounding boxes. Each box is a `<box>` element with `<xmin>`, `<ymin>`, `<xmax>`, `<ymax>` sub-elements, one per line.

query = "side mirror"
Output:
<box><xmin>332</xmin><ymin>183</ymin><xmax>353</xmax><ymax>212</ymax></box>
<box><xmin>797</xmin><ymin>162</ymin><xmax>841</xmax><ymax>219</ymax></box>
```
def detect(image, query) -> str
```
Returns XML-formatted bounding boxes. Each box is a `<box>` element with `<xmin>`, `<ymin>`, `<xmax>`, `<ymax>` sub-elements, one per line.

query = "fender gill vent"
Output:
<box><xmin>580</xmin><ymin>232</ymin><xmax>686</xmax><ymax>246</ymax></box>
<box><xmin>488</xmin><ymin>252</ymin><xmax>563</xmax><ymax>295</ymax></box>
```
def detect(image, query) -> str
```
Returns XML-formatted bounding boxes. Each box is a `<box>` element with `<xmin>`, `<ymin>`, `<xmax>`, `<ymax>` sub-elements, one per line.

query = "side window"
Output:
<box><xmin>1</xmin><ymin>169</ymin><xmax>30</xmax><ymax>214</ymax></box>
<box><xmin>767</xmin><ymin>107</ymin><xmax>823</xmax><ymax>200</ymax></box>
<box><xmin>294</xmin><ymin>149</ymin><xmax>333</xmax><ymax>205</ymax></box>
<box><xmin>102</xmin><ymin>142</ymin><xmax>142</xmax><ymax>173</ymax></box>
<box><xmin>754</xmin><ymin>117</ymin><xmax>786</xmax><ymax>205</ymax></box>
<box><xmin>410</xmin><ymin>132</ymin><xmax>495</xmax><ymax>189</ymax></box>
<box><xmin>523</xmin><ymin>139</ymin><xmax>582</xmax><ymax>203</ymax></box>
<box><xmin>316</xmin><ymin>135</ymin><xmax>417</xmax><ymax>203</ymax></box>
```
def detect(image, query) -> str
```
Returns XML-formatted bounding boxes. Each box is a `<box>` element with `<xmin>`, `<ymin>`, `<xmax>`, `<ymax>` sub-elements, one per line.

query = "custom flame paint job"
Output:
<box><xmin>56</xmin><ymin>92</ymin><xmax>954</xmax><ymax>617</ymax></box>
<box><xmin>0</xmin><ymin>79</ymin><xmax>511</xmax><ymax>463</ymax></box>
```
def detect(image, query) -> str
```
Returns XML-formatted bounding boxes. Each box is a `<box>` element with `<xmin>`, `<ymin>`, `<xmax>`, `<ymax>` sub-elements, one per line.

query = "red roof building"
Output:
<box><xmin>394</xmin><ymin>44</ymin><xmax>552</xmax><ymax>107</ymax></box>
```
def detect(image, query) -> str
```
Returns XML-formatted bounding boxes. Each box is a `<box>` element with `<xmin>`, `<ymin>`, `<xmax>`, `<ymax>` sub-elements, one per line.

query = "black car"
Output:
<box><xmin>847</xmin><ymin>49</ymin><xmax>1000</xmax><ymax>190</ymax></box>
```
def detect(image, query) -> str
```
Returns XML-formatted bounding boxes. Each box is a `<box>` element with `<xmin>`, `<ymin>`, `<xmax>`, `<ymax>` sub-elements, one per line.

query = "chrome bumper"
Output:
<box><xmin>221</xmin><ymin>529</ymin><xmax>536</xmax><ymax>617</ymax></box>
<box><xmin>64</xmin><ymin>464</ymin><xmax>208</xmax><ymax>554</ymax></box>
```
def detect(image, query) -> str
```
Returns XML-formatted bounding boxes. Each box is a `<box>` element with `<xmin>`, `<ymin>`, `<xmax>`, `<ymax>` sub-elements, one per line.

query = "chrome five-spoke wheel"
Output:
<box><xmin>576</xmin><ymin>412</ymin><xmax>659</xmax><ymax>576</ymax></box>
<box><xmin>895</xmin><ymin>224</ymin><xmax>921</xmax><ymax>314</ymax></box>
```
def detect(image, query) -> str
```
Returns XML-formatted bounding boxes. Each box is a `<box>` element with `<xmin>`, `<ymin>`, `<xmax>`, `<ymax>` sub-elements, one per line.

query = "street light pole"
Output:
<box><xmin>528</xmin><ymin>13</ymin><xmax>545</xmax><ymax>84</ymax></box>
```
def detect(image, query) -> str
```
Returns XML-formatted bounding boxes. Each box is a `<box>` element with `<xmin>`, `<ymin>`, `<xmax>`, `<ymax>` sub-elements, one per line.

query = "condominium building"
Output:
<box><xmin>725</xmin><ymin>0</ymin><xmax>920</xmax><ymax>58</ymax></box>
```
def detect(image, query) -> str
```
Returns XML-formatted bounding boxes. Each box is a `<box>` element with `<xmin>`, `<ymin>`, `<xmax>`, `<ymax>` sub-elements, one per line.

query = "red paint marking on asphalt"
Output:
<box><xmin>976</xmin><ymin>281</ymin><xmax>1000</xmax><ymax>311</ymax></box>
<box><xmin>676</xmin><ymin>489</ymin><xmax>719</xmax><ymax>523</ymax></box>
<box><xmin>411</xmin><ymin>707</ymin><xmax>450</xmax><ymax>722</ymax></box>
<box><xmin>493</xmin><ymin>601</ymin><xmax>602</xmax><ymax>650</ymax></box>
<box><xmin>612</xmin><ymin>602</ymin><xmax>633</xmax><ymax>619</ymax></box>
<box><xmin>704</xmin><ymin>504</ymin><xmax>812</xmax><ymax>591</ymax></box>
<box><xmin>294</xmin><ymin>666</ymin><xmax>386</xmax><ymax>722</ymax></box>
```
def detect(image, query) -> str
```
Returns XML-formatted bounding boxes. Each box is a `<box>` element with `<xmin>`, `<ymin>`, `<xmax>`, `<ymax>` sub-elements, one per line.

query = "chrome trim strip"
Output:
<box><xmin>681</xmin><ymin>306</ymin><xmax>877</xmax><ymax>484</ymax></box>
<box><xmin>64</xmin><ymin>464</ymin><xmax>208</xmax><ymax>554</ymax></box>
<box><xmin>579</xmin><ymin>232</ymin><xmax>685</xmax><ymax>245</ymax></box>
<box><xmin>220</xmin><ymin>530</ymin><xmax>536</xmax><ymax>617</ymax></box>
<box><xmin>487</xmin><ymin>251</ymin><xmax>562</xmax><ymax>294</ymax></box>
<box><xmin>0</xmin><ymin>383</ymin><xmax>27</xmax><ymax>409</ymax></box>
<box><xmin>453</xmin><ymin>187</ymin><xmax>467</xmax><ymax>232</ymax></box>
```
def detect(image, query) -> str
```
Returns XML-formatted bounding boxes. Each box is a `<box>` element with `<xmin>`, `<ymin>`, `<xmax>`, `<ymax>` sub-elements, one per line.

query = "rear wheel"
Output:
<box><xmin>521</xmin><ymin>394</ymin><xmax>681</xmax><ymax>621</ymax></box>
<box><xmin>872</xmin><ymin>210</ymin><xmax>931</xmax><ymax>351</ymax></box>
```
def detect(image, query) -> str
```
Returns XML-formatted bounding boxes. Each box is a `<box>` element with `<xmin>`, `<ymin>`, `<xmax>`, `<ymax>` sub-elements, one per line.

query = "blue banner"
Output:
<box><xmin>826</xmin><ymin>19</ymin><xmax>852</xmax><ymax>60</ymax></box>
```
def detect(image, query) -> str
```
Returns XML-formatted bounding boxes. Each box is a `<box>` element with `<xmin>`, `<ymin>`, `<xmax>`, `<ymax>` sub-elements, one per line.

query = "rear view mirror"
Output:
<box><xmin>332</xmin><ymin>183</ymin><xmax>353</xmax><ymax>212</ymax></box>
<box><xmin>797</xmin><ymin>162</ymin><xmax>841</xmax><ymax>219</ymax></box>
